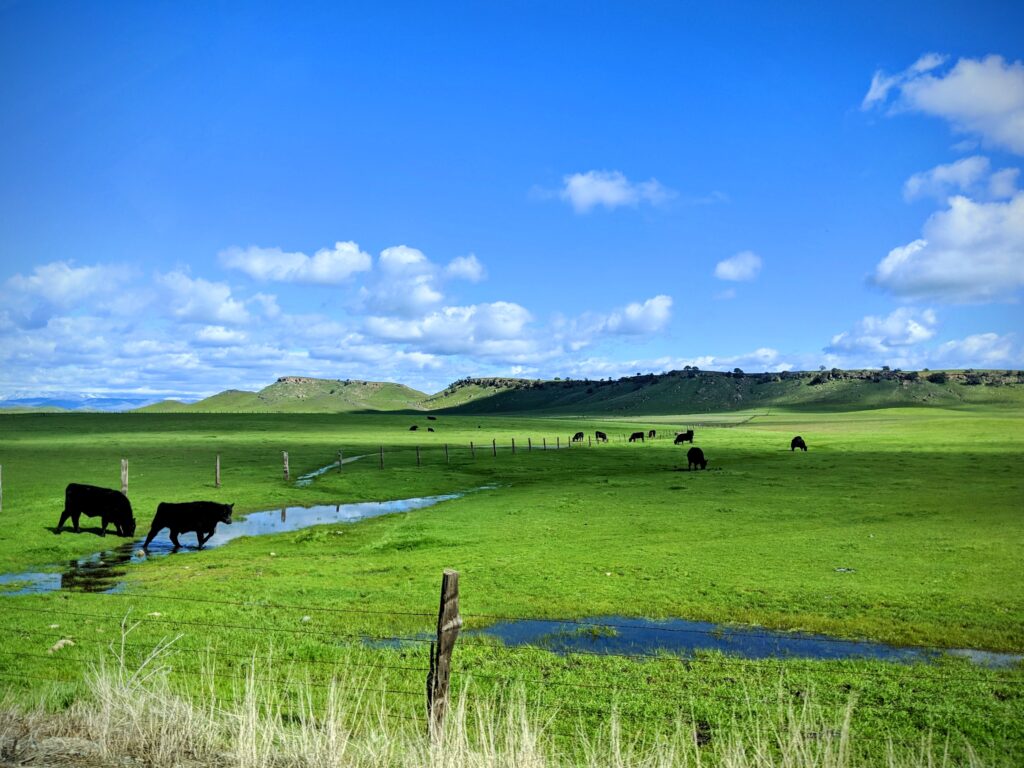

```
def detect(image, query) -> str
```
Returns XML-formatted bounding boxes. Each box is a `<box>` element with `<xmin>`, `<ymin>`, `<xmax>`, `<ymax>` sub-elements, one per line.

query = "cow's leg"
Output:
<box><xmin>196</xmin><ymin>532</ymin><xmax>207</xmax><ymax>550</ymax></box>
<box><xmin>142</xmin><ymin>525</ymin><xmax>161</xmax><ymax>552</ymax></box>
<box><xmin>57</xmin><ymin>508</ymin><xmax>73</xmax><ymax>532</ymax></box>
<box><xmin>170</xmin><ymin>531</ymin><xmax>181</xmax><ymax>551</ymax></box>
<box><xmin>71</xmin><ymin>511</ymin><xmax>81</xmax><ymax>533</ymax></box>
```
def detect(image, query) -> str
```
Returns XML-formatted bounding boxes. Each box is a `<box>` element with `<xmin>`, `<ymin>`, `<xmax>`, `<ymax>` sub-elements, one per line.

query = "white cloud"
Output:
<box><xmin>714</xmin><ymin>251</ymin><xmax>762</xmax><ymax>281</ymax></box>
<box><xmin>989</xmin><ymin>168</ymin><xmax>1021</xmax><ymax>199</ymax></box>
<box><xmin>903</xmin><ymin>156</ymin><xmax>990</xmax><ymax>201</ymax></box>
<box><xmin>445</xmin><ymin>254</ymin><xmax>486</xmax><ymax>282</ymax></box>
<box><xmin>195</xmin><ymin>326</ymin><xmax>247</xmax><ymax>346</ymax></box>
<box><xmin>560</xmin><ymin>170</ymin><xmax>674</xmax><ymax>213</ymax></box>
<box><xmin>220</xmin><ymin>241</ymin><xmax>372</xmax><ymax>284</ymax></box>
<box><xmin>873</xmin><ymin>192</ymin><xmax>1024</xmax><ymax>301</ymax></box>
<box><xmin>159</xmin><ymin>271</ymin><xmax>251</xmax><ymax>325</ymax></box>
<box><xmin>827</xmin><ymin>308</ymin><xmax>938</xmax><ymax>355</ymax></box>
<box><xmin>934</xmin><ymin>332</ymin><xmax>1016</xmax><ymax>366</ymax></box>
<box><xmin>1</xmin><ymin>261</ymin><xmax>137</xmax><ymax>328</ymax></box>
<box><xmin>605</xmin><ymin>295</ymin><xmax>673</xmax><ymax>335</ymax></box>
<box><xmin>864</xmin><ymin>54</ymin><xmax>1024</xmax><ymax>154</ymax></box>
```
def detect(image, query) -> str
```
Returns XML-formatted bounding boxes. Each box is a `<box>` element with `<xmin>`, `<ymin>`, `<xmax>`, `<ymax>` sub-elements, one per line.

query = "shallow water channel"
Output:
<box><xmin>0</xmin><ymin>492</ymin><xmax>464</xmax><ymax>596</ymax></box>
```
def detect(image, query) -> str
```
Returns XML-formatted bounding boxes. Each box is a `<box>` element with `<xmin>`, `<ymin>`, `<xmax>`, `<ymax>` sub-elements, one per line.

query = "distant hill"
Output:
<box><xmin>134</xmin><ymin>369</ymin><xmax>1024</xmax><ymax>415</ymax></box>
<box><xmin>138</xmin><ymin>376</ymin><xmax>427</xmax><ymax>413</ymax></box>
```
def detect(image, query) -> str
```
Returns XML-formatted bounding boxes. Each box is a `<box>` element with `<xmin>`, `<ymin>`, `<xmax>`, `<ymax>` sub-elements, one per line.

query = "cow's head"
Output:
<box><xmin>220</xmin><ymin>503</ymin><xmax>234</xmax><ymax>525</ymax></box>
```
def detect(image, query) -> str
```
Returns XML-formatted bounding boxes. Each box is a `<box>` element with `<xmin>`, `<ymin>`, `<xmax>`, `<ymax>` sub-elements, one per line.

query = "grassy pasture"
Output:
<box><xmin>0</xmin><ymin>407</ymin><xmax>1022</xmax><ymax>763</ymax></box>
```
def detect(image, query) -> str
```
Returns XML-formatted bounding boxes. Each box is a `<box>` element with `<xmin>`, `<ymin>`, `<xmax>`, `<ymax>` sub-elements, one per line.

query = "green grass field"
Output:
<box><xmin>0</xmin><ymin>406</ymin><xmax>1022</xmax><ymax>764</ymax></box>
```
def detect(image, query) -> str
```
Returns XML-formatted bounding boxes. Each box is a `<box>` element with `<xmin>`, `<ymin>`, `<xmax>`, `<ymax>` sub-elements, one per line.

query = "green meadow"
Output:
<box><xmin>0</xmin><ymin>406</ymin><xmax>1022</xmax><ymax>764</ymax></box>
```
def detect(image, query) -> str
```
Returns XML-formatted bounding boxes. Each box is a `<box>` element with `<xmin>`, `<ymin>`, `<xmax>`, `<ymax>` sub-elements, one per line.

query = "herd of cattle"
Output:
<box><xmin>53</xmin><ymin>432</ymin><xmax>809</xmax><ymax>546</ymax></box>
<box><xmin>57</xmin><ymin>482</ymin><xmax>234</xmax><ymax>550</ymax></box>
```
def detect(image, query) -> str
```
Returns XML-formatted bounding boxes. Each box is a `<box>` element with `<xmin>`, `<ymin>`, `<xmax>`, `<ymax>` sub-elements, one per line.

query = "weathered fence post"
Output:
<box><xmin>543</xmin><ymin>437</ymin><xmax>546</xmax><ymax>450</ymax></box>
<box><xmin>528</xmin><ymin>437</ymin><xmax>532</xmax><ymax>452</ymax></box>
<box><xmin>588</xmin><ymin>436</ymin><xmax>592</xmax><ymax>447</ymax></box>
<box><xmin>379</xmin><ymin>445</ymin><xmax>384</xmax><ymax>469</ymax></box>
<box><xmin>338</xmin><ymin>450</ymin><xmax>343</xmax><ymax>472</ymax></box>
<box><xmin>120</xmin><ymin>459</ymin><xmax>129</xmax><ymax>496</ymax></box>
<box><xmin>511</xmin><ymin>437</ymin><xmax>516</xmax><ymax>455</ymax></box>
<box><xmin>282</xmin><ymin>452</ymin><xmax>290</xmax><ymax>482</ymax></box>
<box><xmin>416</xmin><ymin>446</ymin><xmax>421</xmax><ymax>467</ymax></box>
<box><xmin>215</xmin><ymin>454</ymin><xmax>221</xmax><ymax>488</ymax></box>
<box><xmin>491</xmin><ymin>439</ymin><xmax>496</xmax><ymax>457</ymax></box>
<box><xmin>444</xmin><ymin>443</ymin><xmax>449</xmax><ymax>464</ymax></box>
<box><xmin>426</xmin><ymin>569</ymin><xmax>461</xmax><ymax>737</ymax></box>
<box><xmin>556</xmin><ymin>436</ymin><xmax>560</xmax><ymax>450</ymax></box>
<box><xmin>470</xmin><ymin>441</ymin><xmax>475</xmax><ymax>459</ymax></box>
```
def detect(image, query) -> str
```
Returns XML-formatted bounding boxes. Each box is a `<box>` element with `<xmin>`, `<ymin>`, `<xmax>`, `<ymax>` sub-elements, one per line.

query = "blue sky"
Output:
<box><xmin>1</xmin><ymin>1</ymin><xmax>1022</xmax><ymax>399</ymax></box>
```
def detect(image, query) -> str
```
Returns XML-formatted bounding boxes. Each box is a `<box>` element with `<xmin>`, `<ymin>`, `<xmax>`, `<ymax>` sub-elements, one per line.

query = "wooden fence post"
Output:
<box><xmin>588</xmin><ymin>436</ymin><xmax>592</xmax><ymax>447</ymax></box>
<box><xmin>491</xmin><ymin>439</ymin><xmax>496</xmax><ymax>457</ymax></box>
<box><xmin>528</xmin><ymin>437</ymin><xmax>532</xmax><ymax>452</ymax></box>
<box><xmin>556</xmin><ymin>436</ymin><xmax>560</xmax><ymax>450</ymax></box>
<box><xmin>338</xmin><ymin>450</ymin><xmax>343</xmax><ymax>472</ymax></box>
<box><xmin>427</xmin><ymin>569</ymin><xmax>461</xmax><ymax>737</ymax></box>
<box><xmin>470</xmin><ymin>441</ymin><xmax>475</xmax><ymax>459</ymax></box>
<box><xmin>416</xmin><ymin>446</ymin><xmax>421</xmax><ymax>467</ymax></box>
<box><xmin>215</xmin><ymin>454</ymin><xmax>221</xmax><ymax>488</ymax></box>
<box><xmin>379</xmin><ymin>445</ymin><xmax>384</xmax><ymax>469</ymax></box>
<box><xmin>444</xmin><ymin>443</ymin><xmax>449</xmax><ymax>464</ymax></box>
<box><xmin>120</xmin><ymin>459</ymin><xmax>128</xmax><ymax>496</ymax></box>
<box><xmin>282</xmin><ymin>452</ymin><xmax>290</xmax><ymax>482</ymax></box>
<box><xmin>511</xmin><ymin>438</ymin><xmax>516</xmax><ymax>455</ymax></box>
<box><xmin>543</xmin><ymin>438</ymin><xmax>546</xmax><ymax>451</ymax></box>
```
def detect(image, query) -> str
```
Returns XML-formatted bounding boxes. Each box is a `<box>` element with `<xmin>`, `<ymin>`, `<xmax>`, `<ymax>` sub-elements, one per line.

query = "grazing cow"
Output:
<box><xmin>572</xmin><ymin>431</ymin><xmax>584</xmax><ymax>442</ymax></box>
<box><xmin>427</xmin><ymin>415</ymin><xmax>437</xmax><ymax>420</ymax></box>
<box><xmin>595</xmin><ymin>431</ymin><xmax>608</xmax><ymax>443</ymax></box>
<box><xmin>143</xmin><ymin>501</ymin><xmax>234</xmax><ymax>552</ymax></box>
<box><xmin>648</xmin><ymin>429</ymin><xmax>656</xmax><ymax>439</ymax></box>
<box><xmin>687</xmin><ymin>447</ymin><xmax>708</xmax><ymax>470</ymax></box>
<box><xmin>674</xmin><ymin>430</ymin><xmax>695</xmax><ymax>445</ymax></box>
<box><xmin>409</xmin><ymin>425</ymin><xmax>419</xmax><ymax>431</ymax></box>
<box><xmin>57</xmin><ymin>483</ymin><xmax>136</xmax><ymax>537</ymax></box>
<box><xmin>428</xmin><ymin>427</ymin><xmax>435</xmax><ymax>432</ymax></box>
<box><xmin>791</xmin><ymin>435</ymin><xmax>808</xmax><ymax>452</ymax></box>
<box><xmin>628</xmin><ymin>431</ymin><xmax>645</xmax><ymax>443</ymax></box>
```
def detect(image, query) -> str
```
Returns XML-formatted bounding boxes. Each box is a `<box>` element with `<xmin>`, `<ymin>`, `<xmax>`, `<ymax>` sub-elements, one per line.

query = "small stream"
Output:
<box><xmin>0</xmin><ymin>491</ymin><xmax>468</xmax><ymax>596</ymax></box>
<box><xmin>469</xmin><ymin>616</ymin><xmax>1023</xmax><ymax>668</ymax></box>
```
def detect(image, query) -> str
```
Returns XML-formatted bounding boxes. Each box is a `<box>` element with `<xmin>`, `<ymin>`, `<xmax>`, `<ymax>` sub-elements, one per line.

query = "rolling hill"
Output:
<box><xmin>135</xmin><ymin>369</ymin><xmax>1024</xmax><ymax>415</ymax></box>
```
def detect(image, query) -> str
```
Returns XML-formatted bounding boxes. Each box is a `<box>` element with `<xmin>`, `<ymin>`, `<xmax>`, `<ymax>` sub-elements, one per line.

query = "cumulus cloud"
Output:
<box><xmin>195</xmin><ymin>326</ymin><xmax>247</xmax><ymax>346</ymax></box>
<box><xmin>903</xmin><ymin>156</ymin><xmax>1020</xmax><ymax>201</ymax></box>
<box><xmin>605</xmin><ymin>295</ymin><xmax>673</xmax><ymax>335</ymax></box>
<box><xmin>714</xmin><ymin>251</ymin><xmax>762</xmax><ymax>281</ymax></box>
<box><xmin>445</xmin><ymin>254</ymin><xmax>486</xmax><ymax>282</ymax></box>
<box><xmin>159</xmin><ymin>271</ymin><xmax>250</xmax><ymax>325</ymax></box>
<box><xmin>560</xmin><ymin>170</ymin><xmax>674</xmax><ymax>213</ymax></box>
<box><xmin>827</xmin><ymin>308</ymin><xmax>938</xmax><ymax>355</ymax></box>
<box><xmin>934</xmin><ymin>332</ymin><xmax>1016</xmax><ymax>366</ymax></box>
<box><xmin>1</xmin><ymin>261</ymin><xmax>137</xmax><ymax>328</ymax></box>
<box><xmin>872</xmin><ymin>192</ymin><xmax>1024</xmax><ymax>301</ymax></box>
<box><xmin>864</xmin><ymin>54</ymin><xmax>1024</xmax><ymax>154</ymax></box>
<box><xmin>220</xmin><ymin>241</ymin><xmax>371</xmax><ymax>284</ymax></box>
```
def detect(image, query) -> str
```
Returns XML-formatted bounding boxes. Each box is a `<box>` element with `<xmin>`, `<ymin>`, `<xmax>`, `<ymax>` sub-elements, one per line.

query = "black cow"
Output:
<box><xmin>57</xmin><ymin>483</ymin><xmax>136</xmax><ymax>537</ymax></box>
<box><xmin>427</xmin><ymin>427</ymin><xmax>435</xmax><ymax>432</ymax></box>
<box><xmin>595</xmin><ymin>431</ymin><xmax>608</xmax><ymax>443</ymax></box>
<box><xmin>427</xmin><ymin>415</ymin><xmax>437</xmax><ymax>420</ymax></box>
<box><xmin>674</xmin><ymin>430</ymin><xmax>695</xmax><ymax>445</ymax></box>
<box><xmin>571</xmin><ymin>431</ymin><xmax>584</xmax><ymax>442</ymax></box>
<box><xmin>647</xmin><ymin>429</ymin><xmax>656</xmax><ymax>439</ymax></box>
<box><xmin>687</xmin><ymin>447</ymin><xmax>708</xmax><ymax>470</ymax></box>
<box><xmin>791</xmin><ymin>436</ymin><xmax>808</xmax><ymax>452</ymax></box>
<box><xmin>409</xmin><ymin>425</ymin><xmax>419</xmax><ymax>431</ymax></box>
<box><xmin>143</xmin><ymin>501</ymin><xmax>234</xmax><ymax>552</ymax></box>
<box><xmin>628</xmin><ymin>431</ymin><xmax>645</xmax><ymax>443</ymax></box>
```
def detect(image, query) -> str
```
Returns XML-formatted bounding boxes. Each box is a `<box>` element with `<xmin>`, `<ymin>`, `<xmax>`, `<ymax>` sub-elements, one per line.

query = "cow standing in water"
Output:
<box><xmin>791</xmin><ymin>436</ymin><xmax>808</xmax><ymax>451</ymax></box>
<box><xmin>628</xmin><ymin>431</ymin><xmax>645</xmax><ymax>443</ymax></box>
<box><xmin>687</xmin><ymin>447</ymin><xmax>708</xmax><ymax>470</ymax></box>
<box><xmin>143</xmin><ymin>501</ymin><xmax>234</xmax><ymax>552</ymax></box>
<box><xmin>571</xmin><ymin>431</ymin><xmax>584</xmax><ymax>442</ymax></box>
<box><xmin>57</xmin><ymin>483</ymin><xmax>136</xmax><ymax>537</ymax></box>
<box><xmin>595</xmin><ymin>431</ymin><xmax>608</xmax><ymax>443</ymax></box>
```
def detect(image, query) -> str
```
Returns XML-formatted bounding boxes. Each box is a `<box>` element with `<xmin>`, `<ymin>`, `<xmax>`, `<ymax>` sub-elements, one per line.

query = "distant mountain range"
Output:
<box><xmin>0</xmin><ymin>394</ymin><xmax>175</xmax><ymax>413</ymax></box>
<box><xmin>126</xmin><ymin>369</ymin><xmax>1024</xmax><ymax>416</ymax></box>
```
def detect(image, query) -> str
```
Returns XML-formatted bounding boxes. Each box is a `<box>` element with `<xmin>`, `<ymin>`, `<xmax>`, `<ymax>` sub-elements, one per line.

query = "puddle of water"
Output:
<box><xmin>469</xmin><ymin>616</ymin><xmax>1024</xmax><ymax>669</ymax></box>
<box><xmin>1</xmin><ymin>491</ymin><xmax>470</xmax><ymax>596</ymax></box>
<box><xmin>295</xmin><ymin>455</ymin><xmax>366</xmax><ymax>487</ymax></box>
